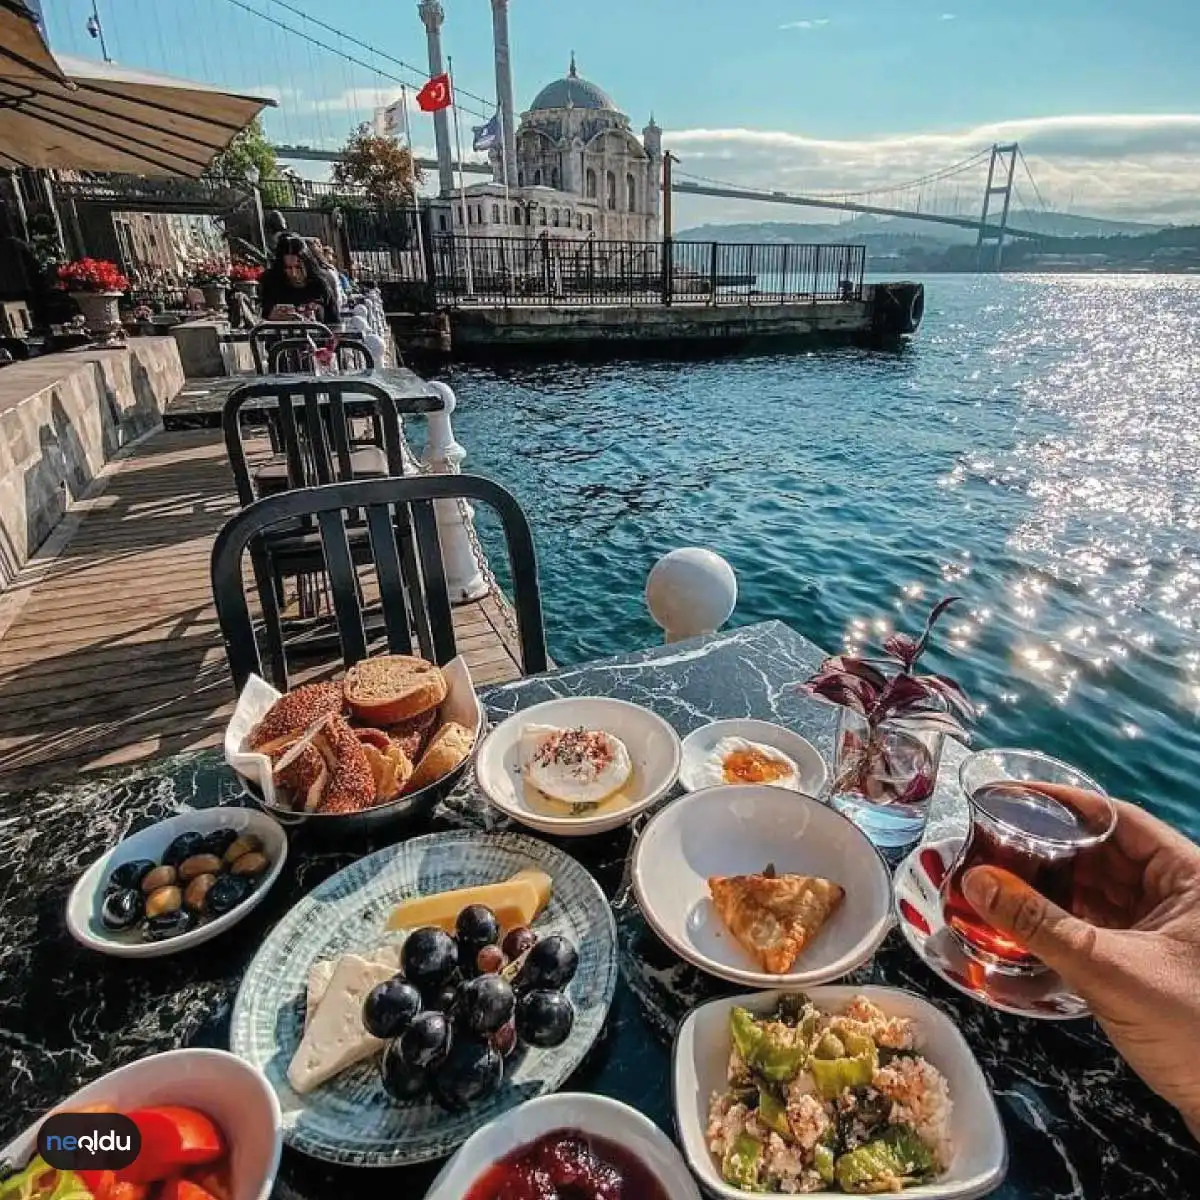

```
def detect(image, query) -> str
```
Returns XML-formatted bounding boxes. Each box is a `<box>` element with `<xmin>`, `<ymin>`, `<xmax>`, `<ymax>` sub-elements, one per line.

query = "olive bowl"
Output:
<box><xmin>66</xmin><ymin>807</ymin><xmax>288</xmax><ymax>959</ymax></box>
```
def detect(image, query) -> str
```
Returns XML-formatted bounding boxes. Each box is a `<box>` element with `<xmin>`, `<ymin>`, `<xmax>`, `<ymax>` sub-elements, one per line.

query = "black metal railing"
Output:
<box><xmin>431</xmin><ymin>236</ymin><xmax>865</xmax><ymax>307</ymax></box>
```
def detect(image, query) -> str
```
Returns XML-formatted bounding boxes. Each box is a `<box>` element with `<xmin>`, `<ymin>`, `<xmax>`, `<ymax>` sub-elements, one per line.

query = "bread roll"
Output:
<box><xmin>408</xmin><ymin>721</ymin><xmax>475</xmax><ymax>792</ymax></box>
<box><xmin>248</xmin><ymin>682</ymin><xmax>345</xmax><ymax>754</ymax></box>
<box><xmin>344</xmin><ymin>656</ymin><xmax>448</xmax><ymax>725</ymax></box>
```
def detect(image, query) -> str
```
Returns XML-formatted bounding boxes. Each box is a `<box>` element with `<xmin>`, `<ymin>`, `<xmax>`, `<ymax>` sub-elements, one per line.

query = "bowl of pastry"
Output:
<box><xmin>631</xmin><ymin>784</ymin><xmax>892</xmax><ymax>987</ymax></box>
<box><xmin>225</xmin><ymin>654</ymin><xmax>481</xmax><ymax>835</ymax></box>
<box><xmin>474</xmin><ymin>696</ymin><xmax>683</xmax><ymax>836</ymax></box>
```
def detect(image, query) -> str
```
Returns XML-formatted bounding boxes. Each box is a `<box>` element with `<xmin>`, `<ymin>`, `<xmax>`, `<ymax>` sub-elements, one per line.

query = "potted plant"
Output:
<box><xmin>57</xmin><ymin>258</ymin><xmax>130</xmax><ymax>343</ymax></box>
<box><xmin>802</xmin><ymin>596</ymin><xmax>974</xmax><ymax>848</ymax></box>
<box><xmin>190</xmin><ymin>259</ymin><xmax>231</xmax><ymax>311</ymax></box>
<box><xmin>229</xmin><ymin>262</ymin><xmax>263</xmax><ymax>296</ymax></box>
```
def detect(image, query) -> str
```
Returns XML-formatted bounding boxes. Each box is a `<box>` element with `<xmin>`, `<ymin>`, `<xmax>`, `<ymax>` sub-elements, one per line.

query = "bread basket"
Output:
<box><xmin>225</xmin><ymin>656</ymin><xmax>482</xmax><ymax>838</ymax></box>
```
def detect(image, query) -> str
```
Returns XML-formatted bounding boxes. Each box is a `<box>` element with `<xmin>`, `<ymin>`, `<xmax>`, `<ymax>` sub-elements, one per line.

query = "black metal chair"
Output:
<box><xmin>211</xmin><ymin>474</ymin><xmax>548</xmax><ymax>692</ymax></box>
<box><xmin>266</xmin><ymin>336</ymin><xmax>376</xmax><ymax>375</ymax></box>
<box><xmin>249</xmin><ymin>319</ymin><xmax>334</xmax><ymax>374</ymax></box>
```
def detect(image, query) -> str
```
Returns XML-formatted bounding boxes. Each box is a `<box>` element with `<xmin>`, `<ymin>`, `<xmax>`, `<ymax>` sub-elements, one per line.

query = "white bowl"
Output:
<box><xmin>632</xmin><ymin>785</ymin><xmax>892</xmax><ymax>987</ymax></box>
<box><xmin>0</xmin><ymin>1049</ymin><xmax>283</xmax><ymax>1200</ymax></box>
<box><xmin>425</xmin><ymin>1093</ymin><xmax>701</xmax><ymax>1199</ymax></box>
<box><xmin>67</xmin><ymin>807</ymin><xmax>288</xmax><ymax>959</ymax></box>
<box><xmin>674</xmin><ymin>986</ymin><xmax>1008</xmax><ymax>1200</ymax></box>
<box><xmin>474</xmin><ymin>696</ymin><xmax>683</xmax><ymax>836</ymax></box>
<box><xmin>679</xmin><ymin>718</ymin><xmax>828</xmax><ymax>794</ymax></box>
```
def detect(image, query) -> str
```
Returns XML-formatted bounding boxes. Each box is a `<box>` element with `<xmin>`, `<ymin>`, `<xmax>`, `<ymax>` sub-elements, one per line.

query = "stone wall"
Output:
<box><xmin>0</xmin><ymin>338</ymin><xmax>184</xmax><ymax>587</ymax></box>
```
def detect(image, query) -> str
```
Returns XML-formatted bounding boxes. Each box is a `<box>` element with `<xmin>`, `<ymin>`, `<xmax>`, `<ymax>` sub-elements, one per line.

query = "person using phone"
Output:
<box><xmin>259</xmin><ymin>234</ymin><xmax>338</xmax><ymax>324</ymax></box>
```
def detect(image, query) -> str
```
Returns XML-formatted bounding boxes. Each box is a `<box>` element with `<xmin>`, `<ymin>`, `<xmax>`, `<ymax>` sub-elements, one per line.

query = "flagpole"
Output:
<box><xmin>497</xmin><ymin>102</ymin><xmax>511</xmax><ymax>217</ymax></box>
<box><xmin>447</xmin><ymin>54</ymin><xmax>475</xmax><ymax>295</ymax></box>
<box><xmin>400</xmin><ymin>85</ymin><xmax>428</xmax><ymax>283</ymax></box>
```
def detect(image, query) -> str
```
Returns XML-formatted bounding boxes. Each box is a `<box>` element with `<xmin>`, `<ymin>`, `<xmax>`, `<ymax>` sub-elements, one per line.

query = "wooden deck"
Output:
<box><xmin>0</xmin><ymin>428</ymin><xmax>522</xmax><ymax>791</ymax></box>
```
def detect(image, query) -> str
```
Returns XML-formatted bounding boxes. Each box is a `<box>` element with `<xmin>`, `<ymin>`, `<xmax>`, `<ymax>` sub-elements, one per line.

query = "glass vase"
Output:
<box><xmin>829</xmin><ymin>708</ymin><xmax>944</xmax><ymax>851</ymax></box>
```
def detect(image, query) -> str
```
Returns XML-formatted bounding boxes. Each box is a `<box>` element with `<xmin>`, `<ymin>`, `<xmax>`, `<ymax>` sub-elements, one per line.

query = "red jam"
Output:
<box><xmin>464</xmin><ymin>1129</ymin><xmax>671</xmax><ymax>1200</ymax></box>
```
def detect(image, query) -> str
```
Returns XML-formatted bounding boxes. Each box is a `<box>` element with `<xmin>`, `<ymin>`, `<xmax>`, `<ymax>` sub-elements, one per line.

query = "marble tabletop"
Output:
<box><xmin>0</xmin><ymin>620</ymin><xmax>1195</xmax><ymax>1198</ymax></box>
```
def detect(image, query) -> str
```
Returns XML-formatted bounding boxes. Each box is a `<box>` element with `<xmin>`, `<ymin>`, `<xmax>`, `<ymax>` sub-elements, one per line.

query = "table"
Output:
<box><xmin>164</xmin><ymin>367</ymin><xmax>440</xmax><ymax>429</ymax></box>
<box><xmin>1</xmin><ymin>621</ymin><xmax>1194</xmax><ymax>1198</ymax></box>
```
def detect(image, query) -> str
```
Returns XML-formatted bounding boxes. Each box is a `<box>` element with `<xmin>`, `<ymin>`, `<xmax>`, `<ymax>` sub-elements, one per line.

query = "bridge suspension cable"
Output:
<box><xmin>217</xmin><ymin>0</ymin><xmax>495</xmax><ymax>121</ymax></box>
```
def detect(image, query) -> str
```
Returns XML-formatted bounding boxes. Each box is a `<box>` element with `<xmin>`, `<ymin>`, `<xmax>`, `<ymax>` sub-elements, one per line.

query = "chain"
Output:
<box><xmin>400</xmin><ymin>431</ymin><xmax>524</xmax><ymax>653</ymax></box>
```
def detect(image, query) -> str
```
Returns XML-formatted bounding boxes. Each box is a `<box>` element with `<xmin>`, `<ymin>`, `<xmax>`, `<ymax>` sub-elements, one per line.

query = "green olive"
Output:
<box><xmin>183</xmin><ymin>873</ymin><xmax>217</xmax><ymax>912</ymax></box>
<box><xmin>140</xmin><ymin>865</ymin><xmax>177</xmax><ymax>894</ymax></box>
<box><xmin>223</xmin><ymin>835</ymin><xmax>262</xmax><ymax>865</ymax></box>
<box><xmin>145</xmin><ymin>885</ymin><xmax>183</xmax><ymax>918</ymax></box>
<box><xmin>230</xmin><ymin>851</ymin><xmax>269</xmax><ymax>877</ymax></box>
<box><xmin>178</xmin><ymin>854</ymin><xmax>222</xmax><ymax>882</ymax></box>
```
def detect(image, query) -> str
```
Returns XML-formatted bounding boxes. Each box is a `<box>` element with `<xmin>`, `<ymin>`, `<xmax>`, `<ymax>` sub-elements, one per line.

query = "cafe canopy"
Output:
<box><xmin>0</xmin><ymin>11</ymin><xmax>275</xmax><ymax>178</ymax></box>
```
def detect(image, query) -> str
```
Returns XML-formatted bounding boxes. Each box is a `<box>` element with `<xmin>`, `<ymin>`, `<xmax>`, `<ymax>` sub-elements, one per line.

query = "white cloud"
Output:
<box><xmin>779</xmin><ymin>17</ymin><xmax>830</xmax><ymax>30</ymax></box>
<box><xmin>940</xmin><ymin>12</ymin><xmax>957</xmax><ymax>20</ymax></box>
<box><xmin>664</xmin><ymin>113</ymin><xmax>1200</xmax><ymax>225</ymax></box>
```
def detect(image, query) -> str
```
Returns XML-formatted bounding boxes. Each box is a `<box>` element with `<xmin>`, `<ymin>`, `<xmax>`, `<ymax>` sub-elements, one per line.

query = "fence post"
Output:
<box><xmin>662</xmin><ymin>237</ymin><xmax>674</xmax><ymax>306</ymax></box>
<box><xmin>782</xmin><ymin>243</ymin><xmax>790</xmax><ymax>302</ymax></box>
<box><xmin>708</xmin><ymin>241</ymin><xmax>718</xmax><ymax>305</ymax></box>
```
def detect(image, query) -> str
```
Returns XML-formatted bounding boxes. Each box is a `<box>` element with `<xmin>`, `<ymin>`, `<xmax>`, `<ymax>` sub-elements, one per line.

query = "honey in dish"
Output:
<box><xmin>722</xmin><ymin>745</ymin><xmax>794</xmax><ymax>785</ymax></box>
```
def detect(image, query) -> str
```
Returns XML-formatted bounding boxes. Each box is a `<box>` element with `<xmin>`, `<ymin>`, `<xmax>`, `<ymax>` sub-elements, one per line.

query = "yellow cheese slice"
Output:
<box><xmin>385</xmin><ymin>870</ymin><xmax>552</xmax><ymax>933</ymax></box>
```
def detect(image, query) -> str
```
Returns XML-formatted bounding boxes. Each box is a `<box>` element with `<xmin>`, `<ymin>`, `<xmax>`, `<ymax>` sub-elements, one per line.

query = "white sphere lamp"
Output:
<box><xmin>646</xmin><ymin>548</ymin><xmax>737</xmax><ymax>643</ymax></box>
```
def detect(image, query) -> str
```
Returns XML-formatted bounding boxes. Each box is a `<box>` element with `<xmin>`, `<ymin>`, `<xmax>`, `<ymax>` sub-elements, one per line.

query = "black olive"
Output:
<box><xmin>101</xmin><ymin>888</ymin><xmax>143</xmax><ymax>931</ymax></box>
<box><xmin>200</xmin><ymin>828</ymin><xmax>239</xmax><ymax>859</ymax></box>
<box><xmin>162</xmin><ymin>832</ymin><xmax>206</xmax><ymax>867</ymax></box>
<box><xmin>106</xmin><ymin>858</ymin><xmax>156</xmax><ymax>893</ymax></box>
<box><xmin>142</xmin><ymin>909</ymin><xmax>196</xmax><ymax>941</ymax></box>
<box><xmin>205</xmin><ymin>873</ymin><xmax>253</xmax><ymax>917</ymax></box>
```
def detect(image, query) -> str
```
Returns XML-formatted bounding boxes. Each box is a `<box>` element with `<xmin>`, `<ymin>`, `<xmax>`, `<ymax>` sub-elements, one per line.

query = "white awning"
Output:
<box><xmin>0</xmin><ymin>52</ymin><xmax>275</xmax><ymax>177</ymax></box>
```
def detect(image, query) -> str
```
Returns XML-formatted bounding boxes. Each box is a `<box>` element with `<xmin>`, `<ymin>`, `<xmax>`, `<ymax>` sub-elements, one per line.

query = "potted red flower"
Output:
<box><xmin>57</xmin><ymin>258</ymin><xmax>130</xmax><ymax>343</ymax></box>
<box><xmin>229</xmin><ymin>262</ymin><xmax>263</xmax><ymax>295</ymax></box>
<box><xmin>190</xmin><ymin>259</ymin><xmax>232</xmax><ymax>311</ymax></box>
<box><xmin>802</xmin><ymin>596</ymin><xmax>974</xmax><ymax>849</ymax></box>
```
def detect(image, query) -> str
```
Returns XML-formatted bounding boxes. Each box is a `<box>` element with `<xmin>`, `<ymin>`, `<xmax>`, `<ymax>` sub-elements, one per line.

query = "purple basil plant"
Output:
<box><xmin>803</xmin><ymin>597</ymin><xmax>974</xmax><ymax>805</ymax></box>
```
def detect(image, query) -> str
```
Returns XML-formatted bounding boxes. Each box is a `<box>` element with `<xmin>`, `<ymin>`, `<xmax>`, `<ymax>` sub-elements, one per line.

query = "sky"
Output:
<box><xmin>38</xmin><ymin>0</ymin><xmax>1200</xmax><ymax>226</ymax></box>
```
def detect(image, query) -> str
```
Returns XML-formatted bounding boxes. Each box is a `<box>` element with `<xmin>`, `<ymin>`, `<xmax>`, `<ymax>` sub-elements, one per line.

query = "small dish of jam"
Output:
<box><xmin>465</xmin><ymin>1128</ymin><xmax>671</xmax><ymax>1200</ymax></box>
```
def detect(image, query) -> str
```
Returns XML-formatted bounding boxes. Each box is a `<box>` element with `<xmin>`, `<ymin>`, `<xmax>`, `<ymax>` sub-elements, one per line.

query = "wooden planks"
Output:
<box><xmin>0</xmin><ymin>427</ymin><xmax>523</xmax><ymax>793</ymax></box>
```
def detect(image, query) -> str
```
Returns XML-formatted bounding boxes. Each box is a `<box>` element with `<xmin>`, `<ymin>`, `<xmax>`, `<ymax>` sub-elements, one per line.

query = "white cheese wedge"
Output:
<box><xmin>287</xmin><ymin>954</ymin><xmax>396</xmax><ymax>1094</ymax></box>
<box><xmin>304</xmin><ymin>941</ymin><xmax>407</xmax><ymax>1028</ymax></box>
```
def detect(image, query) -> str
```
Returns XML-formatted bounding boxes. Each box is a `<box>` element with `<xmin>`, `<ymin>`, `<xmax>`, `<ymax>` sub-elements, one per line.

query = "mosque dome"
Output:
<box><xmin>528</xmin><ymin>54</ymin><xmax>617</xmax><ymax>112</ymax></box>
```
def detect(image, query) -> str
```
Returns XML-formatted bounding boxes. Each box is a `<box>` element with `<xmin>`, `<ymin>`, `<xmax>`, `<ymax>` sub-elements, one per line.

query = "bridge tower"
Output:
<box><xmin>975</xmin><ymin>142</ymin><xmax>1018</xmax><ymax>272</ymax></box>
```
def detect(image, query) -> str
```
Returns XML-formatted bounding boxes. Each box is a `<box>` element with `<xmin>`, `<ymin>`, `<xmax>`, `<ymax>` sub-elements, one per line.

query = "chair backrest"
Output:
<box><xmin>222</xmin><ymin>377</ymin><xmax>415</xmax><ymax>507</ymax></box>
<box><xmin>249</xmin><ymin>319</ymin><xmax>333</xmax><ymax>373</ymax></box>
<box><xmin>266</xmin><ymin>336</ymin><xmax>376</xmax><ymax>375</ymax></box>
<box><xmin>211</xmin><ymin>474</ymin><xmax>548</xmax><ymax>691</ymax></box>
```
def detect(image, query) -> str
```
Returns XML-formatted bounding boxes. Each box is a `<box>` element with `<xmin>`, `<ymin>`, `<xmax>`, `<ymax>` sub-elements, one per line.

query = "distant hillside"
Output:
<box><xmin>677</xmin><ymin>212</ymin><xmax>1162</xmax><ymax>246</ymax></box>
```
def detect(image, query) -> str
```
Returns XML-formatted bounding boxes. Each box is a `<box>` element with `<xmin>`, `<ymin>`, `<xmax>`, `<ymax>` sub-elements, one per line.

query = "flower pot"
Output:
<box><xmin>829</xmin><ymin>707</ymin><xmax>944</xmax><ymax>851</ymax></box>
<box><xmin>70</xmin><ymin>291</ymin><xmax>123</xmax><ymax>344</ymax></box>
<box><xmin>202</xmin><ymin>283</ymin><xmax>228</xmax><ymax>311</ymax></box>
<box><xmin>232</xmin><ymin>280</ymin><xmax>259</xmax><ymax>297</ymax></box>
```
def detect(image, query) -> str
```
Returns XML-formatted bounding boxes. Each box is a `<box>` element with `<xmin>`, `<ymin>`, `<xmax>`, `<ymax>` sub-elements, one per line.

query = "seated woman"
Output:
<box><xmin>258</xmin><ymin>235</ymin><xmax>339</xmax><ymax>324</ymax></box>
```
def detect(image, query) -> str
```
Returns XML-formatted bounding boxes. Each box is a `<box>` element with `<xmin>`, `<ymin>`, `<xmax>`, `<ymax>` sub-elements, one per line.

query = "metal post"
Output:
<box><xmin>251</xmin><ymin>183</ymin><xmax>267</xmax><ymax>252</ymax></box>
<box><xmin>661</xmin><ymin>152</ymin><xmax>675</xmax><ymax>306</ymax></box>
<box><xmin>781</xmin><ymin>242</ymin><xmax>790</xmax><ymax>301</ymax></box>
<box><xmin>708</xmin><ymin>241</ymin><xmax>718</xmax><ymax>305</ymax></box>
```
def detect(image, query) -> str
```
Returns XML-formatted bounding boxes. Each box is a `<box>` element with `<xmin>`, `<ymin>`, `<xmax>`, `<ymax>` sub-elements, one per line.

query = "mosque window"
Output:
<box><xmin>606</xmin><ymin>170</ymin><xmax>617</xmax><ymax>210</ymax></box>
<box><xmin>586</xmin><ymin>213</ymin><xmax>593</xmax><ymax>231</ymax></box>
<box><xmin>626</xmin><ymin>174</ymin><xmax>636</xmax><ymax>212</ymax></box>
<box><xmin>513</xmin><ymin>206</ymin><xmax>522</xmax><ymax>224</ymax></box>
<box><xmin>539</xmin><ymin>207</ymin><xmax>547</xmax><ymax>225</ymax></box>
<box><xmin>551</xmin><ymin>166</ymin><xmax>560</xmax><ymax>189</ymax></box>
<box><xmin>492</xmin><ymin>204</ymin><xmax>501</xmax><ymax>223</ymax></box>
<box><xmin>551</xmin><ymin>208</ymin><xmax>560</xmax><ymax>226</ymax></box>
<box><xmin>438</xmin><ymin>213</ymin><xmax>448</xmax><ymax>232</ymax></box>
<box><xmin>534</xmin><ymin>168</ymin><xmax>543</xmax><ymax>186</ymax></box>
<box><xmin>586</xmin><ymin>168</ymin><xmax>597</xmax><ymax>198</ymax></box>
<box><xmin>576</xmin><ymin>212</ymin><xmax>583</xmax><ymax>230</ymax></box>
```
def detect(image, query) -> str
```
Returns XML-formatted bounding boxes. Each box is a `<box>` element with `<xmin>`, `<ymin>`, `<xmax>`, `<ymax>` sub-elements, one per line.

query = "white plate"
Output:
<box><xmin>0</xmin><ymin>1049</ymin><xmax>282</xmax><ymax>1200</ymax></box>
<box><xmin>679</xmin><ymin>718</ymin><xmax>828</xmax><ymax>794</ymax></box>
<box><xmin>632</xmin><ymin>785</ymin><xmax>892</xmax><ymax>987</ymax></box>
<box><xmin>230</xmin><ymin>830</ymin><xmax>619</xmax><ymax>1167</ymax></box>
<box><xmin>425</xmin><ymin>1093</ymin><xmax>701</xmax><ymax>1199</ymax></box>
<box><xmin>894</xmin><ymin>837</ymin><xmax>1089</xmax><ymax>1020</ymax></box>
<box><xmin>66</xmin><ymin>807</ymin><xmax>288</xmax><ymax>959</ymax></box>
<box><xmin>474</xmin><ymin>696</ymin><xmax>683</xmax><ymax>836</ymax></box>
<box><xmin>673</xmin><ymin>986</ymin><xmax>1007</xmax><ymax>1200</ymax></box>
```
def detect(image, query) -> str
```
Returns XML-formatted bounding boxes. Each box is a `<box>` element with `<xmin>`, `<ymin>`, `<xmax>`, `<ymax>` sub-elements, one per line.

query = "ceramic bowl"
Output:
<box><xmin>679</xmin><ymin>718</ymin><xmax>828</xmax><ymax>794</ymax></box>
<box><xmin>474</xmin><ymin>696</ymin><xmax>683</xmax><ymax>836</ymax></box>
<box><xmin>67</xmin><ymin>807</ymin><xmax>288</xmax><ymax>959</ymax></box>
<box><xmin>0</xmin><ymin>1049</ymin><xmax>283</xmax><ymax>1200</ymax></box>
<box><xmin>631</xmin><ymin>785</ymin><xmax>892</xmax><ymax>986</ymax></box>
<box><xmin>673</xmin><ymin>986</ymin><xmax>1007</xmax><ymax>1200</ymax></box>
<box><xmin>425</xmin><ymin>1093</ymin><xmax>701</xmax><ymax>1200</ymax></box>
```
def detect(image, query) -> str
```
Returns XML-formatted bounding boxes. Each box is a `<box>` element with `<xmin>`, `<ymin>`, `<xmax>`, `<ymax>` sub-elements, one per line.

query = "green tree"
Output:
<box><xmin>206</xmin><ymin>117</ymin><xmax>278</xmax><ymax>184</ymax></box>
<box><xmin>332</xmin><ymin>123</ymin><xmax>423</xmax><ymax>207</ymax></box>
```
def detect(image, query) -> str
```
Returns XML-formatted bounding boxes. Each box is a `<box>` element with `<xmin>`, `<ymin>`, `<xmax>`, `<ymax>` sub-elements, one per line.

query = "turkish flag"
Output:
<box><xmin>417</xmin><ymin>73</ymin><xmax>452</xmax><ymax>112</ymax></box>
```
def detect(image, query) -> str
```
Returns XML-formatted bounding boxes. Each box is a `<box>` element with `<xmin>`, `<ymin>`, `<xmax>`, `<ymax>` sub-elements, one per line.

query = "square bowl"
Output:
<box><xmin>673</xmin><ymin>985</ymin><xmax>1007</xmax><ymax>1200</ymax></box>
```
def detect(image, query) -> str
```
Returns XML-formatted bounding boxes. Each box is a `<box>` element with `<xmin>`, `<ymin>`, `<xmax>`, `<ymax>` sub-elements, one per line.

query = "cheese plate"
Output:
<box><xmin>229</xmin><ymin>830</ymin><xmax>618</xmax><ymax>1167</ymax></box>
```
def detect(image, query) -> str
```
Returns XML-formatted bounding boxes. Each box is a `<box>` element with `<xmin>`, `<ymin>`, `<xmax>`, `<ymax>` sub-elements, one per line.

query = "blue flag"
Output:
<box><xmin>472</xmin><ymin>112</ymin><xmax>501</xmax><ymax>152</ymax></box>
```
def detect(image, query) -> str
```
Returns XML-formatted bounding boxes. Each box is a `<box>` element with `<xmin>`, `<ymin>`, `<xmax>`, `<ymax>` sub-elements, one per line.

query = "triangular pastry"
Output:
<box><xmin>708</xmin><ymin>866</ymin><xmax>845</xmax><ymax>974</ymax></box>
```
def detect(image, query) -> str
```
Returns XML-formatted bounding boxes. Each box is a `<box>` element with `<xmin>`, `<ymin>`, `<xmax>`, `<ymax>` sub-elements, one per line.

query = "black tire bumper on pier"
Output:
<box><xmin>869</xmin><ymin>281</ymin><xmax>925</xmax><ymax>339</ymax></box>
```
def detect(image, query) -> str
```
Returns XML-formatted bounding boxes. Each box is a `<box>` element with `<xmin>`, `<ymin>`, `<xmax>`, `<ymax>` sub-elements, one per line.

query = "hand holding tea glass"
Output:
<box><xmin>955</xmin><ymin>765</ymin><xmax>1200</xmax><ymax>1139</ymax></box>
